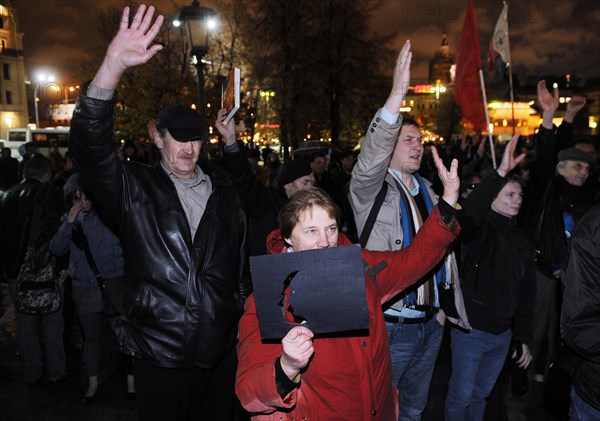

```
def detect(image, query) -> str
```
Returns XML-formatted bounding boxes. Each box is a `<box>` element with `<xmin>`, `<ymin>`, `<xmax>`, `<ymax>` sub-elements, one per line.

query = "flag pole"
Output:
<box><xmin>505</xmin><ymin>1</ymin><xmax>515</xmax><ymax>135</ymax></box>
<box><xmin>479</xmin><ymin>69</ymin><xmax>497</xmax><ymax>169</ymax></box>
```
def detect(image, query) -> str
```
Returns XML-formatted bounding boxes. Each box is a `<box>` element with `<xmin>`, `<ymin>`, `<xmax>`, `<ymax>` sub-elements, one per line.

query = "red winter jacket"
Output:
<box><xmin>236</xmin><ymin>206</ymin><xmax>458</xmax><ymax>421</ymax></box>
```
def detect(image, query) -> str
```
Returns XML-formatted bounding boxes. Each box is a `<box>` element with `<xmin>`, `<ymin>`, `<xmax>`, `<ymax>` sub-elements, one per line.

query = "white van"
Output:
<box><xmin>4</xmin><ymin>127</ymin><xmax>70</xmax><ymax>161</ymax></box>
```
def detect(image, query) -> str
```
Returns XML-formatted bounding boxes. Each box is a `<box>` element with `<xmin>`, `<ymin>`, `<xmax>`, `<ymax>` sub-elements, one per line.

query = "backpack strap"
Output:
<box><xmin>363</xmin><ymin>259</ymin><xmax>388</xmax><ymax>296</ymax></box>
<box><xmin>358</xmin><ymin>182</ymin><xmax>388</xmax><ymax>248</ymax></box>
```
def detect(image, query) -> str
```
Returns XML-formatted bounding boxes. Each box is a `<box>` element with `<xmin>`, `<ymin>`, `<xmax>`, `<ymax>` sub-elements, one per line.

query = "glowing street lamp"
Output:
<box><xmin>34</xmin><ymin>73</ymin><xmax>55</xmax><ymax>128</ymax></box>
<box><xmin>174</xmin><ymin>0</ymin><xmax>217</xmax><ymax>116</ymax></box>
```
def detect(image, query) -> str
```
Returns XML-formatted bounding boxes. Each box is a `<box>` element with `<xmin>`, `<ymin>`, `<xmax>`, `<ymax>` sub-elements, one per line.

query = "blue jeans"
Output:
<box><xmin>386</xmin><ymin>316</ymin><xmax>444</xmax><ymax>421</ymax></box>
<box><xmin>445</xmin><ymin>327</ymin><xmax>512</xmax><ymax>421</ymax></box>
<box><xmin>570</xmin><ymin>386</ymin><xmax>600</xmax><ymax>421</ymax></box>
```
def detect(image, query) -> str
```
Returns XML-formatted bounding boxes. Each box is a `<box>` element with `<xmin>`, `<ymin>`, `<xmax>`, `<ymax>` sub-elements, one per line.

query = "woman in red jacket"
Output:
<box><xmin>236</xmin><ymin>148</ymin><xmax>461</xmax><ymax>420</ymax></box>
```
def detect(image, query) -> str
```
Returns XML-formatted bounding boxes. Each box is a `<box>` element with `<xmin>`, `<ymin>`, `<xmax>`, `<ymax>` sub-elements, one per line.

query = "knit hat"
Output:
<box><xmin>64</xmin><ymin>173</ymin><xmax>82</xmax><ymax>196</ymax></box>
<box><xmin>557</xmin><ymin>147</ymin><xmax>595</xmax><ymax>165</ymax></box>
<box><xmin>276</xmin><ymin>159</ymin><xmax>312</xmax><ymax>187</ymax></box>
<box><xmin>156</xmin><ymin>104</ymin><xmax>206</xmax><ymax>142</ymax></box>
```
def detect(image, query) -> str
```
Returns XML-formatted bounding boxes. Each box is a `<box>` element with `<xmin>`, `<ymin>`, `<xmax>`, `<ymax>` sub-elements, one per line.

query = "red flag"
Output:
<box><xmin>455</xmin><ymin>0</ymin><xmax>487</xmax><ymax>132</ymax></box>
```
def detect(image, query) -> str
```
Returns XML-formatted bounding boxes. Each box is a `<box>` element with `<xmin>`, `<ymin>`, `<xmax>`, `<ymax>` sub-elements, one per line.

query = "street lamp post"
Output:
<box><xmin>34</xmin><ymin>73</ymin><xmax>55</xmax><ymax>128</ymax></box>
<box><xmin>174</xmin><ymin>0</ymin><xmax>217</xmax><ymax>117</ymax></box>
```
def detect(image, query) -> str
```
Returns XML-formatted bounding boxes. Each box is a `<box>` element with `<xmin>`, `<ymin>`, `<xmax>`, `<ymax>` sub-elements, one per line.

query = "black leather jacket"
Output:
<box><xmin>0</xmin><ymin>179</ymin><xmax>63</xmax><ymax>280</ymax></box>
<box><xmin>69</xmin><ymin>88</ymin><xmax>249</xmax><ymax>369</ymax></box>
<box><xmin>561</xmin><ymin>203</ymin><xmax>600</xmax><ymax>410</ymax></box>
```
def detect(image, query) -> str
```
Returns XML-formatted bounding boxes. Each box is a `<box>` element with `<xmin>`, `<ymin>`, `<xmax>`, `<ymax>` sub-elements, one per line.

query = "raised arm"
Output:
<box><xmin>557</xmin><ymin>96</ymin><xmax>586</xmax><ymax>150</ymax></box>
<box><xmin>496</xmin><ymin>134</ymin><xmax>526</xmax><ymax>178</ymax></box>
<box><xmin>92</xmin><ymin>5</ymin><xmax>164</xmax><ymax>90</ymax></box>
<box><xmin>215</xmin><ymin>108</ymin><xmax>274</xmax><ymax>218</ymax></box>
<box><xmin>537</xmin><ymin>80</ymin><xmax>559</xmax><ymax>130</ymax></box>
<box><xmin>383</xmin><ymin>40</ymin><xmax>412</xmax><ymax>117</ymax></box>
<box><xmin>564</xmin><ymin>96</ymin><xmax>586</xmax><ymax>124</ymax></box>
<box><xmin>364</xmin><ymin>204</ymin><xmax>459</xmax><ymax>303</ymax></box>
<box><xmin>431</xmin><ymin>146</ymin><xmax>459</xmax><ymax>207</ymax></box>
<box><xmin>70</xmin><ymin>4</ymin><xmax>164</xmax><ymax>216</ymax></box>
<box><xmin>350</xmin><ymin>41</ymin><xmax>411</xmax><ymax>233</ymax></box>
<box><xmin>528</xmin><ymin>81</ymin><xmax>560</xmax><ymax>187</ymax></box>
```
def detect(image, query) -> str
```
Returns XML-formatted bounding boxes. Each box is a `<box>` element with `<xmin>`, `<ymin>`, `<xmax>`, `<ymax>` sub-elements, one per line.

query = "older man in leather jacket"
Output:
<box><xmin>68</xmin><ymin>5</ymin><xmax>248</xmax><ymax>421</ymax></box>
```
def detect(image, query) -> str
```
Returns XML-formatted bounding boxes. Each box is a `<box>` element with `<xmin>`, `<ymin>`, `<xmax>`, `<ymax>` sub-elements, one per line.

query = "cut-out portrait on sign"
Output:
<box><xmin>250</xmin><ymin>245</ymin><xmax>369</xmax><ymax>340</ymax></box>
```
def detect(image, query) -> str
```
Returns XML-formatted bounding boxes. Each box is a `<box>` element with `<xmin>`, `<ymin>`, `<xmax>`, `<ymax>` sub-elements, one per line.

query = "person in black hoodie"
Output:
<box><xmin>445</xmin><ymin>135</ymin><xmax>537</xmax><ymax>421</ymax></box>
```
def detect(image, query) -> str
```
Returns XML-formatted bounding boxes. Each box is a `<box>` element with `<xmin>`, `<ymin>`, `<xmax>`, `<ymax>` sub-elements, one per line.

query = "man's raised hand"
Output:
<box><xmin>215</xmin><ymin>108</ymin><xmax>237</xmax><ymax>146</ymax></box>
<box><xmin>565</xmin><ymin>96</ymin><xmax>586</xmax><ymax>123</ymax></box>
<box><xmin>93</xmin><ymin>4</ymin><xmax>164</xmax><ymax>90</ymax></box>
<box><xmin>537</xmin><ymin>80</ymin><xmax>559</xmax><ymax>114</ymax></box>
<box><xmin>384</xmin><ymin>40</ymin><xmax>412</xmax><ymax>115</ymax></box>
<box><xmin>497</xmin><ymin>134</ymin><xmax>525</xmax><ymax>177</ymax></box>
<box><xmin>432</xmin><ymin>146</ymin><xmax>459</xmax><ymax>207</ymax></box>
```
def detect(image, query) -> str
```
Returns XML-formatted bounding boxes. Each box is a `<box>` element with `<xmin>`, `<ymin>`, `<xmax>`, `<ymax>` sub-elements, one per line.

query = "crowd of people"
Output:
<box><xmin>1</xmin><ymin>4</ymin><xmax>599</xmax><ymax>421</ymax></box>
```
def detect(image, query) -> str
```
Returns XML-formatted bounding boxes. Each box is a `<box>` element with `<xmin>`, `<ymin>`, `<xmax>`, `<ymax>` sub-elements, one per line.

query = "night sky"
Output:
<box><xmin>14</xmin><ymin>0</ymin><xmax>600</xmax><ymax>86</ymax></box>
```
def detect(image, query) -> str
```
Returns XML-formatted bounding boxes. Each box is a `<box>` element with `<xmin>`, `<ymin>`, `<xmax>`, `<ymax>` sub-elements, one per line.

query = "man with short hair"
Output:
<box><xmin>349</xmin><ymin>40</ymin><xmax>469</xmax><ymax>421</ymax></box>
<box><xmin>310</xmin><ymin>151</ymin><xmax>336</xmax><ymax>199</ymax></box>
<box><xmin>68</xmin><ymin>6</ymin><xmax>248</xmax><ymax>420</ymax></box>
<box><xmin>556</xmin><ymin>147</ymin><xmax>592</xmax><ymax>188</ymax></box>
<box><xmin>0</xmin><ymin>156</ymin><xmax>65</xmax><ymax>385</ymax></box>
<box><xmin>338</xmin><ymin>149</ymin><xmax>356</xmax><ymax>176</ymax></box>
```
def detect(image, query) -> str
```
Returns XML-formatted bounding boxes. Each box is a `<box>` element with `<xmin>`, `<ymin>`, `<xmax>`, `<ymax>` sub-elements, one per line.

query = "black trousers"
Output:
<box><xmin>134</xmin><ymin>347</ymin><xmax>237</xmax><ymax>421</ymax></box>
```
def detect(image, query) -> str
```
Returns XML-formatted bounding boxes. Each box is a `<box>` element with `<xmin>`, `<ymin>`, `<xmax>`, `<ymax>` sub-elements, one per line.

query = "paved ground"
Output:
<box><xmin>0</xmin><ymin>282</ymin><xmax>557</xmax><ymax>421</ymax></box>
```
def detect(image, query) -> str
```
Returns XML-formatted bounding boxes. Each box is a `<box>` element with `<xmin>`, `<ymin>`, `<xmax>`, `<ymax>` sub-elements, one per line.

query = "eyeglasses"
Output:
<box><xmin>467</xmin><ymin>183</ymin><xmax>480</xmax><ymax>190</ymax></box>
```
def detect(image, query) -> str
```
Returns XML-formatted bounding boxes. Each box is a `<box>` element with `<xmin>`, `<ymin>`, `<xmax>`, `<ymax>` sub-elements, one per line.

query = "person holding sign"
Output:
<box><xmin>236</xmin><ymin>146</ymin><xmax>461</xmax><ymax>420</ymax></box>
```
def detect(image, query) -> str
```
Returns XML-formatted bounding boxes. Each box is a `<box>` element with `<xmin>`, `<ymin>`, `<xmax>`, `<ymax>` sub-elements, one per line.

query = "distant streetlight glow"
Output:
<box><xmin>34</xmin><ymin>72</ymin><xmax>56</xmax><ymax>128</ymax></box>
<box><xmin>175</xmin><ymin>0</ymin><xmax>217</xmax><ymax>120</ymax></box>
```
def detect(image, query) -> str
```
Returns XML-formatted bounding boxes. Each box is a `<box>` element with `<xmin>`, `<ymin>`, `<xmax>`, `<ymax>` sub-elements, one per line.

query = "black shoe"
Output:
<box><xmin>81</xmin><ymin>394</ymin><xmax>96</xmax><ymax>406</ymax></box>
<box><xmin>127</xmin><ymin>392</ymin><xmax>137</xmax><ymax>401</ymax></box>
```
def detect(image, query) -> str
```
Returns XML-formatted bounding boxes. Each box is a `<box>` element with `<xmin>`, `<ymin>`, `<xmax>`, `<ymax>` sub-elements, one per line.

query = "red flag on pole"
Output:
<box><xmin>455</xmin><ymin>0</ymin><xmax>487</xmax><ymax>132</ymax></box>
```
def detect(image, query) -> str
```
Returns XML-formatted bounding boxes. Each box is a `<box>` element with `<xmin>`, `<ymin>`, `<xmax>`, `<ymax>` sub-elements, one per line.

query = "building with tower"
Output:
<box><xmin>428</xmin><ymin>35</ymin><xmax>454</xmax><ymax>85</ymax></box>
